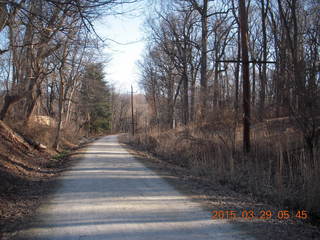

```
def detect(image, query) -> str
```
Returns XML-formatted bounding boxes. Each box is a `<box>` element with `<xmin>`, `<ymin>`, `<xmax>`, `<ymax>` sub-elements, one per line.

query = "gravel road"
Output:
<box><xmin>14</xmin><ymin>135</ymin><xmax>256</xmax><ymax>240</ymax></box>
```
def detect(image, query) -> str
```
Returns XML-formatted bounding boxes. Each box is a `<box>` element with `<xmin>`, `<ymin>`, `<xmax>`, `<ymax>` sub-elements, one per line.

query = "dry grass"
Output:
<box><xmin>0</xmin><ymin>119</ymin><xmax>85</xmax><ymax>239</ymax></box>
<box><xmin>123</xmin><ymin>119</ymin><xmax>320</xmax><ymax>223</ymax></box>
<box><xmin>6</xmin><ymin>118</ymin><xmax>84</xmax><ymax>151</ymax></box>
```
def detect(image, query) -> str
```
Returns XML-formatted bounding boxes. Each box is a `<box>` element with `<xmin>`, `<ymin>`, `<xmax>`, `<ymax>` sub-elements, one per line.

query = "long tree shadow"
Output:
<box><xmin>11</xmin><ymin>137</ymin><xmax>259</xmax><ymax>240</ymax></box>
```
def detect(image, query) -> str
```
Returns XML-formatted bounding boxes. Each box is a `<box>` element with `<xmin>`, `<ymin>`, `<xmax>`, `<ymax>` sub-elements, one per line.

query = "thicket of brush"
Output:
<box><xmin>124</xmin><ymin>116</ymin><xmax>320</xmax><ymax>222</ymax></box>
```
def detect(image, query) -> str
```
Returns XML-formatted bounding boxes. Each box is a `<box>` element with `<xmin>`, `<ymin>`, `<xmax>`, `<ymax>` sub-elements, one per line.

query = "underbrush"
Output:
<box><xmin>7</xmin><ymin>120</ymin><xmax>84</xmax><ymax>150</ymax></box>
<box><xmin>122</xmin><ymin>122</ymin><xmax>320</xmax><ymax>223</ymax></box>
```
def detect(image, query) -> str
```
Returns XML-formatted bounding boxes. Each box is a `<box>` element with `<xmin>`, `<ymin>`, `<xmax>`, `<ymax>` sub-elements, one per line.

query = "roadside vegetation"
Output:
<box><xmin>124</xmin><ymin>0</ymin><xmax>320</xmax><ymax>224</ymax></box>
<box><xmin>0</xmin><ymin>1</ymin><xmax>137</xmax><ymax>239</ymax></box>
<box><xmin>0</xmin><ymin>0</ymin><xmax>319</xmax><ymax>238</ymax></box>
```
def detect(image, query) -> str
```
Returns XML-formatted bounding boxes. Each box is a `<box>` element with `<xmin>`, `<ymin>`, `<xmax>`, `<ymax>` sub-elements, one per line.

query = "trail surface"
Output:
<box><xmin>14</xmin><ymin>135</ymin><xmax>255</xmax><ymax>240</ymax></box>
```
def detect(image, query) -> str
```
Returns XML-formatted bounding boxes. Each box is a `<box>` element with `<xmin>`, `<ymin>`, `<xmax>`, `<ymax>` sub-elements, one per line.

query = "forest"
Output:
<box><xmin>0</xmin><ymin>0</ymin><xmax>136</xmax><ymax>149</ymax></box>
<box><xmin>0</xmin><ymin>0</ymin><xmax>319</xmax><ymax>238</ymax></box>
<box><xmin>130</xmin><ymin>0</ymin><xmax>320</xmax><ymax>221</ymax></box>
<box><xmin>0</xmin><ymin>1</ymin><xmax>133</xmax><ymax>237</ymax></box>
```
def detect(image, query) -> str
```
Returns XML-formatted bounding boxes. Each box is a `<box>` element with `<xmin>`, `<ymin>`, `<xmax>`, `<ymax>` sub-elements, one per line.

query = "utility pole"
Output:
<box><xmin>131</xmin><ymin>85</ymin><xmax>134</xmax><ymax>136</ymax></box>
<box><xmin>239</xmin><ymin>0</ymin><xmax>250</xmax><ymax>153</ymax></box>
<box><xmin>217</xmin><ymin>2</ymin><xmax>275</xmax><ymax>153</ymax></box>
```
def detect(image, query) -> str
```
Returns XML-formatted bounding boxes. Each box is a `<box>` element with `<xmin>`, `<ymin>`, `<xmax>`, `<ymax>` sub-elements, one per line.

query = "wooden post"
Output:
<box><xmin>131</xmin><ymin>85</ymin><xmax>134</xmax><ymax>136</ymax></box>
<box><xmin>239</xmin><ymin>0</ymin><xmax>251</xmax><ymax>153</ymax></box>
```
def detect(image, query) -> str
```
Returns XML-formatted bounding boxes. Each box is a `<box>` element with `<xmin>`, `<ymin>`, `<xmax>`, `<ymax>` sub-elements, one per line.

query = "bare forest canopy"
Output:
<box><xmin>0</xmin><ymin>0</ymin><xmax>140</xmax><ymax>150</ymax></box>
<box><xmin>0</xmin><ymin>0</ymin><xmax>319</xmax><ymax>224</ymax></box>
<box><xmin>130</xmin><ymin>0</ymin><xmax>320</xmax><ymax>220</ymax></box>
<box><xmin>138</xmin><ymin>0</ymin><xmax>320</xmax><ymax>154</ymax></box>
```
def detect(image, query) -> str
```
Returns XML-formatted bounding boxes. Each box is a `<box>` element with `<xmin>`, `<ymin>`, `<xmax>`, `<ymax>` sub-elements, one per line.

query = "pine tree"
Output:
<box><xmin>80</xmin><ymin>63</ymin><xmax>111</xmax><ymax>134</ymax></box>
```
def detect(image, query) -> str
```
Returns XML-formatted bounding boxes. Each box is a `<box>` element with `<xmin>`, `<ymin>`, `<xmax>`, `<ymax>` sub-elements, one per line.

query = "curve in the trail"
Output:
<box><xmin>14</xmin><ymin>135</ymin><xmax>255</xmax><ymax>240</ymax></box>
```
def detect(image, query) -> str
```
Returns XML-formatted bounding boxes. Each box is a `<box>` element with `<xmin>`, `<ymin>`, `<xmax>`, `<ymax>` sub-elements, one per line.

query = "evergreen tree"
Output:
<box><xmin>80</xmin><ymin>63</ymin><xmax>111</xmax><ymax>134</ymax></box>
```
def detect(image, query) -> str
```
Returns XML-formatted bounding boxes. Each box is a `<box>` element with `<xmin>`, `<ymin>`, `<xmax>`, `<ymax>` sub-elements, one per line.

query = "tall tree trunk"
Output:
<box><xmin>190</xmin><ymin>69</ymin><xmax>196</xmax><ymax>122</ymax></box>
<box><xmin>259</xmin><ymin>0</ymin><xmax>268</xmax><ymax>120</ymax></box>
<box><xmin>167</xmin><ymin>74</ymin><xmax>174</xmax><ymax>129</ymax></box>
<box><xmin>46</xmin><ymin>81</ymin><xmax>55</xmax><ymax>116</ymax></box>
<box><xmin>65</xmin><ymin>80</ymin><xmax>77</xmax><ymax>123</ymax></box>
<box><xmin>0</xmin><ymin>94</ymin><xmax>22</xmax><ymax>120</ymax></box>
<box><xmin>239</xmin><ymin>0</ymin><xmax>251</xmax><ymax>153</ymax></box>
<box><xmin>213</xmin><ymin>60</ymin><xmax>219</xmax><ymax>108</ymax></box>
<box><xmin>53</xmin><ymin>74</ymin><xmax>64</xmax><ymax>150</ymax></box>
<box><xmin>234</xmin><ymin>30</ymin><xmax>241</xmax><ymax>114</ymax></box>
<box><xmin>53</xmin><ymin>40</ymin><xmax>69</xmax><ymax>150</ymax></box>
<box><xmin>269</xmin><ymin>9</ymin><xmax>282</xmax><ymax>116</ymax></box>
<box><xmin>182</xmin><ymin>70</ymin><xmax>189</xmax><ymax>125</ymax></box>
<box><xmin>24</xmin><ymin>87</ymin><xmax>42</xmax><ymax>125</ymax></box>
<box><xmin>199</xmin><ymin>0</ymin><xmax>208</xmax><ymax>120</ymax></box>
<box><xmin>277</xmin><ymin>0</ymin><xmax>304</xmax><ymax>111</ymax></box>
<box><xmin>252</xmin><ymin>62</ymin><xmax>256</xmax><ymax>107</ymax></box>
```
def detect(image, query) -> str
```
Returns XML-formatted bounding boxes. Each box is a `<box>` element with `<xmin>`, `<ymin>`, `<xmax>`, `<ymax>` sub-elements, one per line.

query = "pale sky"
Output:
<box><xmin>94</xmin><ymin>3</ymin><xmax>150</xmax><ymax>93</ymax></box>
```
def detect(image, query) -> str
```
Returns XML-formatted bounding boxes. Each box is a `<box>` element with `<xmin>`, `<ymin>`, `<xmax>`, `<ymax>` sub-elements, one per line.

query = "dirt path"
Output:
<box><xmin>12</xmin><ymin>135</ymin><xmax>255</xmax><ymax>240</ymax></box>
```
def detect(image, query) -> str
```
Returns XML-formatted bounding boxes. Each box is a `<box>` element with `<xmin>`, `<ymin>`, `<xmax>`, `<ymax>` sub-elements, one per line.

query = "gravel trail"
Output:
<box><xmin>14</xmin><ymin>135</ymin><xmax>255</xmax><ymax>240</ymax></box>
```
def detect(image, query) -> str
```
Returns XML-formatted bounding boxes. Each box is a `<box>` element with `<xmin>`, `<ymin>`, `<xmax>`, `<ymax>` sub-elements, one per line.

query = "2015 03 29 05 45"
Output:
<box><xmin>211</xmin><ymin>210</ymin><xmax>308</xmax><ymax>220</ymax></box>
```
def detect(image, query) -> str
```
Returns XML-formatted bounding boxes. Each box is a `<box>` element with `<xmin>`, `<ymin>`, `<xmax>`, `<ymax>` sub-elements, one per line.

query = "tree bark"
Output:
<box><xmin>167</xmin><ymin>75</ymin><xmax>174</xmax><ymax>129</ymax></box>
<box><xmin>53</xmin><ymin>72</ymin><xmax>64</xmax><ymax>150</ymax></box>
<box><xmin>24</xmin><ymin>86</ymin><xmax>42</xmax><ymax>126</ymax></box>
<box><xmin>190</xmin><ymin>64</ymin><xmax>197</xmax><ymax>122</ymax></box>
<box><xmin>252</xmin><ymin>62</ymin><xmax>256</xmax><ymax>107</ymax></box>
<box><xmin>199</xmin><ymin>0</ymin><xmax>208</xmax><ymax>120</ymax></box>
<box><xmin>234</xmin><ymin>31</ymin><xmax>240</xmax><ymax>113</ymax></box>
<box><xmin>0</xmin><ymin>94</ymin><xmax>22</xmax><ymax>120</ymax></box>
<box><xmin>259</xmin><ymin>0</ymin><xmax>268</xmax><ymax>120</ymax></box>
<box><xmin>182</xmin><ymin>70</ymin><xmax>189</xmax><ymax>125</ymax></box>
